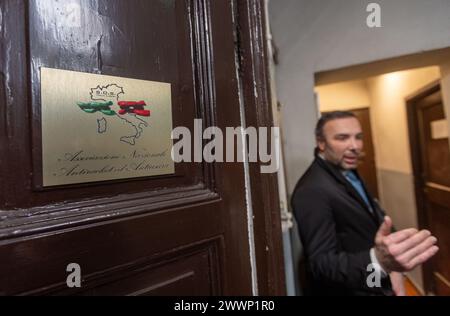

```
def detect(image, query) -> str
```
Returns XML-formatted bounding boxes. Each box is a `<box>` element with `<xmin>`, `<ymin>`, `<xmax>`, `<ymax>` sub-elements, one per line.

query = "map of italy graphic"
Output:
<box><xmin>77</xmin><ymin>84</ymin><xmax>151</xmax><ymax>146</ymax></box>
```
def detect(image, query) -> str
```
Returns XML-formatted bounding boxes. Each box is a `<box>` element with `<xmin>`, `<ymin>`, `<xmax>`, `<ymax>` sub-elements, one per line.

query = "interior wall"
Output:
<box><xmin>368</xmin><ymin>67</ymin><xmax>441</xmax><ymax>174</ymax></box>
<box><xmin>315</xmin><ymin>80</ymin><xmax>370</xmax><ymax>112</ymax></box>
<box><xmin>367</xmin><ymin>67</ymin><xmax>441</xmax><ymax>292</ymax></box>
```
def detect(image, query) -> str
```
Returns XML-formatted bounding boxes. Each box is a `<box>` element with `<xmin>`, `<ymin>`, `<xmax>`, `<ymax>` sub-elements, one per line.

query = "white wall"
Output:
<box><xmin>269</xmin><ymin>0</ymin><xmax>450</xmax><ymax>192</ymax></box>
<box><xmin>368</xmin><ymin>67</ymin><xmax>441</xmax><ymax>174</ymax></box>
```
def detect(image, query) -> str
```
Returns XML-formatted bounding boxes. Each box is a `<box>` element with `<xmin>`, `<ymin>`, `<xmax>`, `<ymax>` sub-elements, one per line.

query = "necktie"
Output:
<box><xmin>344</xmin><ymin>171</ymin><xmax>373</xmax><ymax>213</ymax></box>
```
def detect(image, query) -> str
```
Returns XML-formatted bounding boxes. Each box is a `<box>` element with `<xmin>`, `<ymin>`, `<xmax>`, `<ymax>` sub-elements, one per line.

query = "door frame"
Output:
<box><xmin>405</xmin><ymin>80</ymin><xmax>441</xmax><ymax>295</ymax></box>
<box><xmin>235</xmin><ymin>0</ymin><xmax>286</xmax><ymax>295</ymax></box>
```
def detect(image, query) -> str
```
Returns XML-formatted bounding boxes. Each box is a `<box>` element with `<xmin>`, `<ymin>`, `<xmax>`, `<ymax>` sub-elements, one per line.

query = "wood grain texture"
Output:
<box><xmin>0</xmin><ymin>0</ymin><xmax>284</xmax><ymax>296</ymax></box>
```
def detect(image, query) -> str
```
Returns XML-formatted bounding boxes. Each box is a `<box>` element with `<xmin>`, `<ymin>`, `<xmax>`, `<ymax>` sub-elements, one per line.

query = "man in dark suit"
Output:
<box><xmin>291</xmin><ymin>111</ymin><xmax>439</xmax><ymax>296</ymax></box>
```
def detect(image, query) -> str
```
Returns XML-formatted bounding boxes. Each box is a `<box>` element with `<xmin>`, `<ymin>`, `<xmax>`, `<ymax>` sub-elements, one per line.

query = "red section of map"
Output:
<box><xmin>118</xmin><ymin>101</ymin><xmax>151</xmax><ymax>117</ymax></box>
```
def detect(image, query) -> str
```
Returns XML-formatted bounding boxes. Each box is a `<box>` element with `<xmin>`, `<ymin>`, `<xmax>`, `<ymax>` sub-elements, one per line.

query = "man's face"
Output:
<box><xmin>318</xmin><ymin>117</ymin><xmax>364</xmax><ymax>170</ymax></box>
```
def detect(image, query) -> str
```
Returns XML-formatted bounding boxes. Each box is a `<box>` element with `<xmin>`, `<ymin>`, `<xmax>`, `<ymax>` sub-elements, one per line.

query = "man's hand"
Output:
<box><xmin>374</xmin><ymin>216</ymin><xmax>439</xmax><ymax>273</ymax></box>
<box><xmin>390</xmin><ymin>272</ymin><xmax>406</xmax><ymax>296</ymax></box>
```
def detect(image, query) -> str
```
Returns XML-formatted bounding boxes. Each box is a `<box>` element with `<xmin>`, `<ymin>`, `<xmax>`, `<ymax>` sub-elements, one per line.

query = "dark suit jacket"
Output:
<box><xmin>291</xmin><ymin>155</ymin><xmax>393</xmax><ymax>296</ymax></box>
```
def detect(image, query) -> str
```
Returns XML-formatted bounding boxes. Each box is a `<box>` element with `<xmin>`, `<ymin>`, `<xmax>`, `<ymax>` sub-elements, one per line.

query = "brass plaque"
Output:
<box><xmin>41</xmin><ymin>67</ymin><xmax>174</xmax><ymax>187</ymax></box>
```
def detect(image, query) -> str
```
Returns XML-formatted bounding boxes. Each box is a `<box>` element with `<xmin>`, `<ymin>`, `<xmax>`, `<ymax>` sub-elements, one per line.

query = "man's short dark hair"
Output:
<box><xmin>315</xmin><ymin>111</ymin><xmax>357</xmax><ymax>140</ymax></box>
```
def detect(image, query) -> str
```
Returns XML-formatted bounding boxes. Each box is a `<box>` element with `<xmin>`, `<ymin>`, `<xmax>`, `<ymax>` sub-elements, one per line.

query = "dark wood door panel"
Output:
<box><xmin>28</xmin><ymin>0</ymin><xmax>183</xmax><ymax>81</ymax></box>
<box><xmin>25</xmin><ymin>0</ymin><xmax>205</xmax><ymax>207</ymax></box>
<box><xmin>426</xmin><ymin>185</ymin><xmax>450</xmax><ymax>209</ymax></box>
<box><xmin>82</xmin><ymin>249</ymin><xmax>217</xmax><ymax>296</ymax></box>
<box><xmin>408</xmin><ymin>83</ymin><xmax>450</xmax><ymax>296</ymax></box>
<box><xmin>434</xmin><ymin>274</ymin><xmax>450</xmax><ymax>296</ymax></box>
<box><xmin>0</xmin><ymin>0</ymin><xmax>249</xmax><ymax>296</ymax></box>
<box><xmin>0</xmin><ymin>0</ymin><xmax>229</xmax><ymax>213</ymax></box>
<box><xmin>421</xmin><ymin>101</ymin><xmax>450</xmax><ymax>187</ymax></box>
<box><xmin>0</xmin><ymin>0</ymin><xmax>285</xmax><ymax>296</ymax></box>
<box><xmin>419</xmin><ymin>96</ymin><xmax>450</xmax><ymax>295</ymax></box>
<box><xmin>0</xmin><ymin>185</ymin><xmax>219</xmax><ymax>239</ymax></box>
<box><xmin>0</xmin><ymin>0</ymin><xmax>227</xmax><ymax>238</ymax></box>
<box><xmin>0</xmin><ymin>201</ymin><xmax>225</xmax><ymax>295</ymax></box>
<box><xmin>428</xmin><ymin>201</ymin><xmax>450</xmax><ymax>284</ymax></box>
<box><xmin>44</xmin><ymin>239</ymin><xmax>221</xmax><ymax>296</ymax></box>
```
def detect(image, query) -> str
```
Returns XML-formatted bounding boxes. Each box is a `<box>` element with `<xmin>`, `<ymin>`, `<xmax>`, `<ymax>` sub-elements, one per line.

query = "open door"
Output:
<box><xmin>408</xmin><ymin>83</ymin><xmax>450</xmax><ymax>296</ymax></box>
<box><xmin>0</xmin><ymin>0</ymin><xmax>285</xmax><ymax>295</ymax></box>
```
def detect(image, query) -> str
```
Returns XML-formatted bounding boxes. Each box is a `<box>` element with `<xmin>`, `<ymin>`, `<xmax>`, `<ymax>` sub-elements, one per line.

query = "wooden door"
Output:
<box><xmin>0</xmin><ymin>0</ymin><xmax>285</xmax><ymax>296</ymax></box>
<box><xmin>408</xmin><ymin>83</ymin><xmax>450</xmax><ymax>296</ymax></box>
